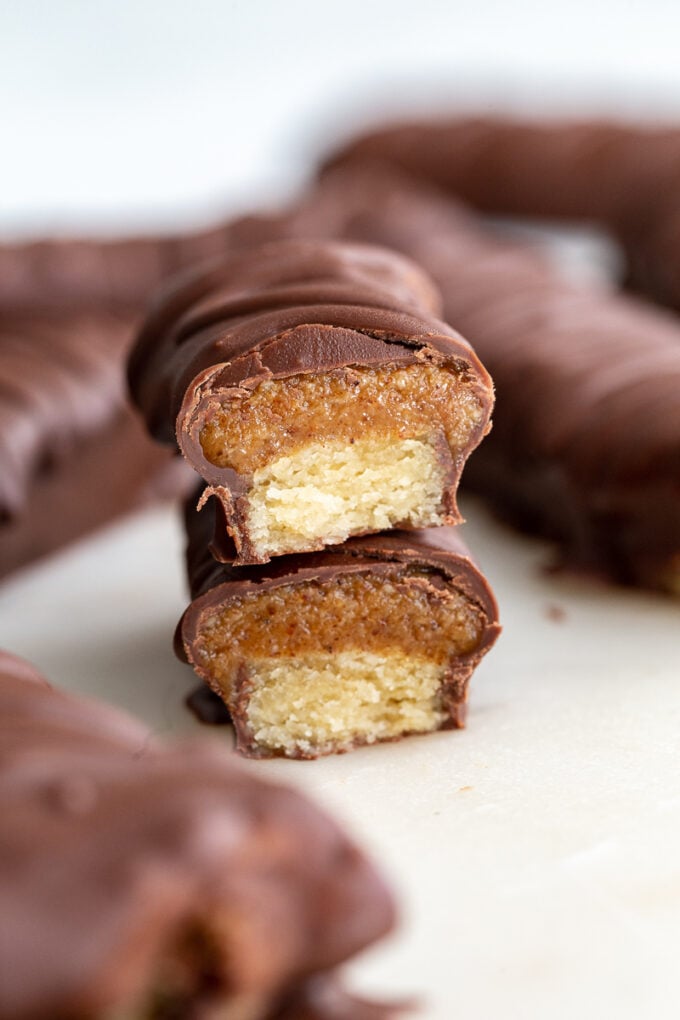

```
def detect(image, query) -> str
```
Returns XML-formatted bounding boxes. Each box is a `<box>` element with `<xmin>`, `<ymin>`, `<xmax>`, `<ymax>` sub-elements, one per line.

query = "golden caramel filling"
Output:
<box><xmin>199</xmin><ymin>571</ymin><xmax>483</xmax><ymax>672</ymax></box>
<box><xmin>199</xmin><ymin>363</ymin><xmax>483</xmax><ymax>474</ymax></box>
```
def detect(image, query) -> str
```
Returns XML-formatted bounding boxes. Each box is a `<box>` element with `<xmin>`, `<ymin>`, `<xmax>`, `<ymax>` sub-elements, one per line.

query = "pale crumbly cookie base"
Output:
<box><xmin>245</xmin><ymin>437</ymin><xmax>447</xmax><ymax>559</ymax></box>
<box><xmin>246</xmin><ymin>651</ymin><xmax>448</xmax><ymax>757</ymax></box>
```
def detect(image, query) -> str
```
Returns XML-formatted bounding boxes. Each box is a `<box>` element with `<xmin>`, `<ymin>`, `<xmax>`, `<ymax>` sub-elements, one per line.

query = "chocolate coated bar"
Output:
<box><xmin>0</xmin><ymin>649</ymin><xmax>398</xmax><ymax>1019</ymax></box>
<box><xmin>129</xmin><ymin>239</ymin><xmax>494</xmax><ymax>564</ymax></box>
<box><xmin>324</xmin><ymin>115</ymin><xmax>680</xmax><ymax>309</ymax></box>
<box><xmin>178</xmin><ymin>492</ymin><xmax>500</xmax><ymax>759</ymax></box>
<box><xmin>0</xmin><ymin>224</ymin><xmax>232</xmax><ymax>316</ymax></box>
<box><xmin>0</xmin><ymin>311</ymin><xmax>191</xmax><ymax>579</ymax></box>
<box><xmin>0</xmin><ymin>214</ymin><xmax>240</xmax><ymax>577</ymax></box>
<box><xmin>226</xmin><ymin>165</ymin><xmax>680</xmax><ymax>593</ymax></box>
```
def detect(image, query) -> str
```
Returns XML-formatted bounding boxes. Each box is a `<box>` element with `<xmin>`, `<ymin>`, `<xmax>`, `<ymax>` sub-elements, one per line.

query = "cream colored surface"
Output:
<box><xmin>2</xmin><ymin>500</ymin><xmax>680</xmax><ymax>1020</ymax></box>
<box><xmin>246</xmin><ymin>652</ymin><xmax>447</xmax><ymax>756</ymax></box>
<box><xmin>246</xmin><ymin>437</ymin><xmax>446</xmax><ymax>557</ymax></box>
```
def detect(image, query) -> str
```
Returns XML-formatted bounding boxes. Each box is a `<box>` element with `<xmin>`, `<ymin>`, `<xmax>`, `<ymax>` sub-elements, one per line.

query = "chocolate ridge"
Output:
<box><xmin>129</xmin><ymin>239</ymin><xmax>489</xmax><ymax>444</ymax></box>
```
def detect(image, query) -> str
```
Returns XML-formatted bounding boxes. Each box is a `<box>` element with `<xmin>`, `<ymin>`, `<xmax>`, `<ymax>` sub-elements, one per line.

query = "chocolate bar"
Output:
<box><xmin>324</xmin><ymin>115</ymin><xmax>680</xmax><ymax>308</ymax></box>
<box><xmin>0</xmin><ymin>217</ymin><xmax>239</xmax><ymax>578</ymax></box>
<box><xmin>324</xmin><ymin>116</ymin><xmax>680</xmax><ymax>228</ymax></box>
<box><xmin>129</xmin><ymin>238</ymin><xmax>494</xmax><ymax>564</ymax></box>
<box><xmin>226</xmin><ymin>165</ymin><xmax>680</xmax><ymax>593</ymax></box>
<box><xmin>0</xmin><ymin>311</ymin><xmax>191</xmax><ymax>579</ymax></box>
<box><xmin>178</xmin><ymin>490</ymin><xmax>500</xmax><ymax>759</ymax></box>
<box><xmin>0</xmin><ymin>649</ymin><xmax>398</xmax><ymax>1019</ymax></box>
<box><xmin>0</xmin><ymin>224</ymin><xmax>232</xmax><ymax>316</ymax></box>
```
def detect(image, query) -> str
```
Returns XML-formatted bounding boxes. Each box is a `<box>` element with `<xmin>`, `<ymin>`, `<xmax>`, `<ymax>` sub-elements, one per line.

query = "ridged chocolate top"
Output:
<box><xmin>0</xmin><ymin>218</ymin><xmax>236</xmax><ymax>526</ymax></box>
<box><xmin>0</xmin><ymin>650</ymin><xmax>396</xmax><ymax>1019</ymax></box>
<box><xmin>225</xmin><ymin>165</ymin><xmax>680</xmax><ymax>589</ymax></box>
<box><xmin>128</xmin><ymin>238</ymin><xmax>494</xmax><ymax>485</ymax></box>
<box><xmin>0</xmin><ymin>220</ymin><xmax>228</xmax><ymax>530</ymax></box>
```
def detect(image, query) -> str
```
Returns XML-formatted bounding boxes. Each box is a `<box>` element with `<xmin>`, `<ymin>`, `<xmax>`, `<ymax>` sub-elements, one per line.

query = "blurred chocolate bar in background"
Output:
<box><xmin>0</xmin><ymin>225</ymin><xmax>238</xmax><ymax>579</ymax></box>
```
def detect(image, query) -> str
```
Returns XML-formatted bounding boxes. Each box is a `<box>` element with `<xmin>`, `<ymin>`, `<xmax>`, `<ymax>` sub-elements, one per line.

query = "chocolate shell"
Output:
<box><xmin>0</xmin><ymin>311</ymin><xmax>192</xmax><ymax>578</ymax></box>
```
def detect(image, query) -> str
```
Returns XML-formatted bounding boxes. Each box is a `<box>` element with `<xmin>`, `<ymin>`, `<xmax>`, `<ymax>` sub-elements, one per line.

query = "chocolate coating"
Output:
<box><xmin>0</xmin><ymin>311</ymin><xmax>192</xmax><ymax>579</ymax></box>
<box><xmin>178</xmin><ymin>490</ymin><xmax>500</xmax><ymax>757</ymax></box>
<box><xmin>0</xmin><ymin>225</ymin><xmax>233</xmax><ymax>317</ymax></box>
<box><xmin>0</xmin><ymin>650</ymin><xmax>398</xmax><ymax>1019</ymax></box>
<box><xmin>324</xmin><ymin>116</ymin><xmax>678</xmax><ymax>229</ymax></box>
<box><xmin>324</xmin><ymin>115</ymin><xmax>680</xmax><ymax>309</ymax></box>
<box><xmin>129</xmin><ymin>239</ymin><xmax>447</xmax><ymax>441</ymax></box>
<box><xmin>0</xmin><ymin>215</ymin><xmax>239</xmax><ymax>577</ymax></box>
<box><xmin>226</xmin><ymin>165</ymin><xmax>680</xmax><ymax>591</ymax></box>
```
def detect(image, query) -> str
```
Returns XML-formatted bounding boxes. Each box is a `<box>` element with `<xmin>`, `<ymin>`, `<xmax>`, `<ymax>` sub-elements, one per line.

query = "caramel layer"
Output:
<box><xmin>199</xmin><ymin>363</ymin><xmax>483</xmax><ymax>475</ymax></box>
<box><xmin>197</xmin><ymin>570</ymin><xmax>484</xmax><ymax>680</ymax></box>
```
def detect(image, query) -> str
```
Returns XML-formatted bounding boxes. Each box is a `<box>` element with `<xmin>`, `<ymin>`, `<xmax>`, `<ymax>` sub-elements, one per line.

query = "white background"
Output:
<box><xmin>2</xmin><ymin>3</ymin><xmax>680</xmax><ymax>1018</ymax></box>
<box><xmin>4</xmin><ymin>0</ymin><xmax>680</xmax><ymax>234</ymax></box>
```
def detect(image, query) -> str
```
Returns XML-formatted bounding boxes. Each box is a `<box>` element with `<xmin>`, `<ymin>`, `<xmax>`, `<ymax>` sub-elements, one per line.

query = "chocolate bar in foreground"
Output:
<box><xmin>228</xmin><ymin>164</ymin><xmax>680</xmax><ymax>594</ymax></box>
<box><xmin>129</xmin><ymin>238</ymin><xmax>493</xmax><ymax>564</ymax></box>
<box><xmin>178</xmin><ymin>493</ymin><xmax>500</xmax><ymax>759</ymax></box>
<box><xmin>0</xmin><ymin>649</ymin><xmax>399</xmax><ymax>1019</ymax></box>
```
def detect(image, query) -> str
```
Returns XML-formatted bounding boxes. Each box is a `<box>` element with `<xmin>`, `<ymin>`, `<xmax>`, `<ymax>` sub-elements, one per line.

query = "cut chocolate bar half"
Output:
<box><xmin>179</xmin><ymin>498</ymin><xmax>500</xmax><ymax>759</ymax></box>
<box><xmin>130</xmin><ymin>240</ymin><xmax>494</xmax><ymax>564</ymax></box>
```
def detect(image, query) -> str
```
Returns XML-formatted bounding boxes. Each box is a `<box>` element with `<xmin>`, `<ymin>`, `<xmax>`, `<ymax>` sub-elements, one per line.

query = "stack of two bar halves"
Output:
<box><xmin>128</xmin><ymin>238</ymin><xmax>501</xmax><ymax>759</ymax></box>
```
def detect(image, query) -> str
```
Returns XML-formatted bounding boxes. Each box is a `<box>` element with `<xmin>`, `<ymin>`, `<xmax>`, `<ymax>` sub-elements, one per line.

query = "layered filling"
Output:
<box><xmin>199</xmin><ymin>363</ymin><xmax>485</xmax><ymax>557</ymax></box>
<box><xmin>195</xmin><ymin>570</ymin><xmax>485</xmax><ymax>757</ymax></box>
